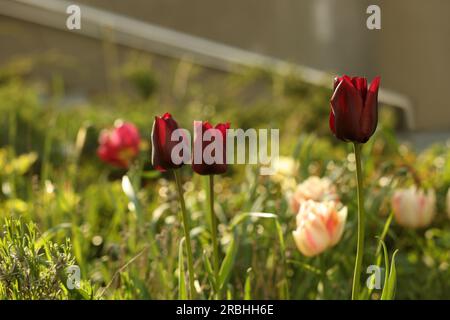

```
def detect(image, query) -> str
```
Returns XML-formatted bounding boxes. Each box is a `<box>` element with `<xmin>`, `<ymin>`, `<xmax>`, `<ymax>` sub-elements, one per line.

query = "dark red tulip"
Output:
<box><xmin>329</xmin><ymin>75</ymin><xmax>380</xmax><ymax>143</ymax></box>
<box><xmin>97</xmin><ymin>122</ymin><xmax>140</xmax><ymax>168</ymax></box>
<box><xmin>151</xmin><ymin>113</ymin><xmax>185</xmax><ymax>172</ymax></box>
<box><xmin>192</xmin><ymin>121</ymin><xmax>230</xmax><ymax>175</ymax></box>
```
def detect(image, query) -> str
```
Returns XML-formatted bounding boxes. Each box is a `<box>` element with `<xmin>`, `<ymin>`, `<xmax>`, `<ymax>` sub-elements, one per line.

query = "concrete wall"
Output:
<box><xmin>373</xmin><ymin>0</ymin><xmax>450</xmax><ymax>131</ymax></box>
<box><xmin>1</xmin><ymin>0</ymin><xmax>449</xmax><ymax>131</ymax></box>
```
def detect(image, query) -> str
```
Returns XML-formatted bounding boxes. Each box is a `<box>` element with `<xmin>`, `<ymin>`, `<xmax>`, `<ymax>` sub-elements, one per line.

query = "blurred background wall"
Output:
<box><xmin>0</xmin><ymin>0</ymin><xmax>449</xmax><ymax>134</ymax></box>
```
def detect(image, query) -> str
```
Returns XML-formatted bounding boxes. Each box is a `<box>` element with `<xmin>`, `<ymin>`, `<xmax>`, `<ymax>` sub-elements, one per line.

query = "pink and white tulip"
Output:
<box><xmin>290</xmin><ymin>176</ymin><xmax>339</xmax><ymax>214</ymax></box>
<box><xmin>391</xmin><ymin>186</ymin><xmax>436</xmax><ymax>229</ymax></box>
<box><xmin>292</xmin><ymin>200</ymin><xmax>347</xmax><ymax>257</ymax></box>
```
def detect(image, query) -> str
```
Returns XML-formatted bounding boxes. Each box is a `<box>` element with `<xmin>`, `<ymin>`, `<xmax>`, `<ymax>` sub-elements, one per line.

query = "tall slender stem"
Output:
<box><xmin>207</xmin><ymin>174</ymin><xmax>221</xmax><ymax>299</ymax></box>
<box><xmin>318</xmin><ymin>254</ymin><xmax>327</xmax><ymax>300</ymax></box>
<box><xmin>173</xmin><ymin>169</ymin><xmax>196</xmax><ymax>299</ymax></box>
<box><xmin>352</xmin><ymin>143</ymin><xmax>365</xmax><ymax>300</ymax></box>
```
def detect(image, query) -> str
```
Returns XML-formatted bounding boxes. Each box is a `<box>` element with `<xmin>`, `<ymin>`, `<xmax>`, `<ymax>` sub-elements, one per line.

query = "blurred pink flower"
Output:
<box><xmin>292</xmin><ymin>200</ymin><xmax>347</xmax><ymax>257</ymax></box>
<box><xmin>290</xmin><ymin>176</ymin><xmax>339</xmax><ymax>214</ymax></box>
<box><xmin>391</xmin><ymin>186</ymin><xmax>436</xmax><ymax>229</ymax></box>
<box><xmin>97</xmin><ymin>121</ymin><xmax>141</xmax><ymax>168</ymax></box>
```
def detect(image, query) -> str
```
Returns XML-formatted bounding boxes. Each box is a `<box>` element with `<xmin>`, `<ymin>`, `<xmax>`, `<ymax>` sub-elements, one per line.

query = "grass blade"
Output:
<box><xmin>244</xmin><ymin>268</ymin><xmax>253</xmax><ymax>300</ymax></box>
<box><xmin>218</xmin><ymin>234</ymin><xmax>238</xmax><ymax>292</ymax></box>
<box><xmin>380</xmin><ymin>239</ymin><xmax>390</xmax><ymax>300</ymax></box>
<box><xmin>202</xmin><ymin>249</ymin><xmax>216</xmax><ymax>296</ymax></box>
<box><xmin>384</xmin><ymin>250</ymin><xmax>399</xmax><ymax>300</ymax></box>
<box><xmin>178</xmin><ymin>237</ymin><xmax>188</xmax><ymax>300</ymax></box>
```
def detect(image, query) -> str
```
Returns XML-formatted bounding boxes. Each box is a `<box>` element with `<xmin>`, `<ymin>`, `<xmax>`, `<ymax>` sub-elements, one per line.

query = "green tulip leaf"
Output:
<box><xmin>218</xmin><ymin>235</ymin><xmax>238</xmax><ymax>292</ymax></box>
<box><xmin>380</xmin><ymin>240</ymin><xmax>390</xmax><ymax>300</ymax></box>
<box><xmin>121</xmin><ymin>175</ymin><xmax>143</xmax><ymax>223</ymax></box>
<box><xmin>380</xmin><ymin>239</ymin><xmax>399</xmax><ymax>301</ymax></box>
<box><xmin>202</xmin><ymin>250</ymin><xmax>216</xmax><ymax>293</ymax></box>
<box><xmin>178</xmin><ymin>237</ymin><xmax>187</xmax><ymax>300</ymax></box>
<box><xmin>244</xmin><ymin>268</ymin><xmax>253</xmax><ymax>300</ymax></box>
<box><xmin>384</xmin><ymin>250</ymin><xmax>399</xmax><ymax>300</ymax></box>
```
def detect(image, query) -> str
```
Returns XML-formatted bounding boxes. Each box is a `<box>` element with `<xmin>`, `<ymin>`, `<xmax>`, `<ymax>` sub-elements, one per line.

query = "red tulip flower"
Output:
<box><xmin>193</xmin><ymin>121</ymin><xmax>230</xmax><ymax>298</ymax></box>
<box><xmin>192</xmin><ymin>121</ymin><xmax>230</xmax><ymax>175</ymax></box>
<box><xmin>151</xmin><ymin>113</ymin><xmax>185</xmax><ymax>172</ymax></box>
<box><xmin>330</xmin><ymin>75</ymin><xmax>380</xmax><ymax>143</ymax></box>
<box><xmin>329</xmin><ymin>75</ymin><xmax>381</xmax><ymax>299</ymax></box>
<box><xmin>97</xmin><ymin>122</ymin><xmax>140</xmax><ymax>168</ymax></box>
<box><xmin>152</xmin><ymin>113</ymin><xmax>196</xmax><ymax>296</ymax></box>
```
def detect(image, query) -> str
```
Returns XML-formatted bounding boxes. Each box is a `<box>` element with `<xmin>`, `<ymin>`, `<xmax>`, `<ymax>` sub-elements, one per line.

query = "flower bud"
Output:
<box><xmin>151</xmin><ymin>113</ymin><xmax>184</xmax><ymax>172</ymax></box>
<box><xmin>192</xmin><ymin>121</ymin><xmax>230</xmax><ymax>175</ymax></box>
<box><xmin>330</xmin><ymin>75</ymin><xmax>380</xmax><ymax>143</ymax></box>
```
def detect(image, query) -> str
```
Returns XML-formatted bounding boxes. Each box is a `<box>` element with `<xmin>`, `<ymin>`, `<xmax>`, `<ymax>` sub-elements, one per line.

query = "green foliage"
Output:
<box><xmin>121</xmin><ymin>55</ymin><xmax>158</xmax><ymax>99</ymax></box>
<box><xmin>178</xmin><ymin>237</ymin><xmax>187</xmax><ymax>300</ymax></box>
<box><xmin>0</xmin><ymin>53</ymin><xmax>448</xmax><ymax>300</ymax></box>
<box><xmin>0</xmin><ymin>217</ymin><xmax>91</xmax><ymax>299</ymax></box>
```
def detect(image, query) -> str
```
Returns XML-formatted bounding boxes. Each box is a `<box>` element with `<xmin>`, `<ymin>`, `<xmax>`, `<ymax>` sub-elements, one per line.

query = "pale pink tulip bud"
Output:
<box><xmin>290</xmin><ymin>176</ymin><xmax>339</xmax><ymax>214</ymax></box>
<box><xmin>292</xmin><ymin>200</ymin><xmax>347</xmax><ymax>257</ymax></box>
<box><xmin>391</xmin><ymin>187</ymin><xmax>436</xmax><ymax>229</ymax></box>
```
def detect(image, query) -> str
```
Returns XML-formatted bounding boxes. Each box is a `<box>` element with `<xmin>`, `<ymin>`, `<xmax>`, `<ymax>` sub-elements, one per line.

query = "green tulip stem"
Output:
<box><xmin>352</xmin><ymin>142</ymin><xmax>366</xmax><ymax>300</ymax></box>
<box><xmin>173</xmin><ymin>169</ymin><xmax>196</xmax><ymax>299</ymax></box>
<box><xmin>207</xmin><ymin>174</ymin><xmax>221</xmax><ymax>299</ymax></box>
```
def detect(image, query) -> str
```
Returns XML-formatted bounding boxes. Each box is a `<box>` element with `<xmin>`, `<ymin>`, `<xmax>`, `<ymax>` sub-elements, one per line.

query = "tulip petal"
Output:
<box><xmin>304</xmin><ymin>218</ymin><xmax>330</xmax><ymax>255</ymax></box>
<box><xmin>293</xmin><ymin>229</ymin><xmax>315</xmax><ymax>257</ymax></box>
<box><xmin>98</xmin><ymin>122</ymin><xmax>140</xmax><ymax>168</ymax></box>
<box><xmin>333</xmin><ymin>77</ymin><xmax>341</xmax><ymax>91</ymax></box>
<box><xmin>151</xmin><ymin>113</ymin><xmax>183</xmax><ymax>172</ymax></box>
<box><xmin>192</xmin><ymin>121</ymin><xmax>229</xmax><ymax>175</ymax></box>
<box><xmin>330</xmin><ymin>77</ymin><xmax>364</xmax><ymax>142</ymax></box>
<box><xmin>360</xmin><ymin>76</ymin><xmax>380</xmax><ymax>142</ymax></box>
<box><xmin>423</xmin><ymin>190</ymin><xmax>436</xmax><ymax>227</ymax></box>
<box><xmin>329</xmin><ymin>108</ymin><xmax>336</xmax><ymax>134</ymax></box>
<box><xmin>151</xmin><ymin>117</ymin><xmax>167</xmax><ymax>172</ymax></box>
<box><xmin>351</xmin><ymin>77</ymin><xmax>368</xmax><ymax>101</ymax></box>
<box><xmin>342</xmin><ymin>75</ymin><xmax>353</xmax><ymax>86</ymax></box>
<box><xmin>392</xmin><ymin>187</ymin><xmax>436</xmax><ymax>229</ymax></box>
<box><xmin>329</xmin><ymin>206</ymin><xmax>347</xmax><ymax>246</ymax></box>
<box><xmin>368</xmin><ymin>76</ymin><xmax>381</xmax><ymax>94</ymax></box>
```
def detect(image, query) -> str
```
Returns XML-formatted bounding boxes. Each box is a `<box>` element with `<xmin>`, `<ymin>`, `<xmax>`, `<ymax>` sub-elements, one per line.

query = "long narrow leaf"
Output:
<box><xmin>366</xmin><ymin>213</ymin><xmax>394</xmax><ymax>298</ymax></box>
<box><xmin>275</xmin><ymin>220</ymin><xmax>289</xmax><ymax>299</ymax></box>
<box><xmin>380</xmin><ymin>240</ymin><xmax>389</xmax><ymax>300</ymax></box>
<box><xmin>121</xmin><ymin>175</ymin><xmax>143</xmax><ymax>223</ymax></box>
<box><xmin>202</xmin><ymin>250</ymin><xmax>216</xmax><ymax>295</ymax></box>
<box><xmin>376</xmin><ymin>212</ymin><xmax>394</xmax><ymax>255</ymax></box>
<box><xmin>178</xmin><ymin>237</ymin><xmax>187</xmax><ymax>300</ymax></box>
<box><xmin>384</xmin><ymin>250</ymin><xmax>399</xmax><ymax>300</ymax></box>
<box><xmin>218</xmin><ymin>235</ymin><xmax>238</xmax><ymax>291</ymax></box>
<box><xmin>380</xmin><ymin>240</ymin><xmax>390</xmax><ymax>300</ymax></box>
<box><xmin>244</xmin><ymin>268</ymin><xmax>253</xmax><ymax>300</ymax></box>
